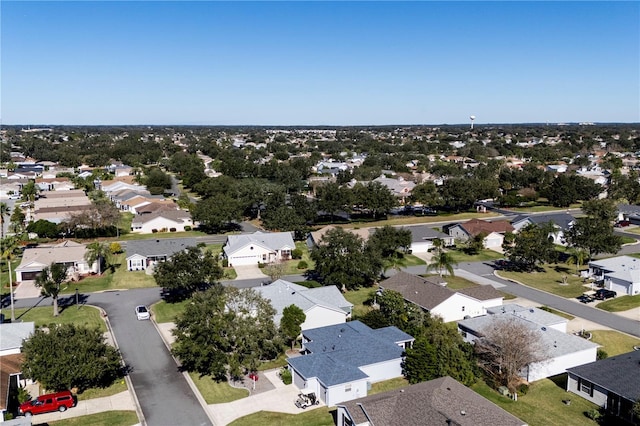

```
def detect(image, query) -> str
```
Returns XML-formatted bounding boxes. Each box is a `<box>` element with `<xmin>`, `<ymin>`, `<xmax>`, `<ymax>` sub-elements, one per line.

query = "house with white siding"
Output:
<box><xmin>287</xmin><ymin>321</ymin><xmax>414</xmax><ymax>407</ymax></box>
<box><xmin>130</xmin><ymin>210</ymin><xmax>194</xmax><ymax>234</ymax></box>
<box><xmin>223</xmin><ymin>231</ymin><xmax>295</xmax><ymax>266</ymax></box>
<box><xmin>587</xmin><ymin>255</ymin><xmax>640</xmax><ymax>296</ymax></box>
<box><xmin>125</xmin><ymin>238</ymin><xmax>197</xmax><ymax>271</ymax></box>
<box><xmin>254</xmin><ymin>280</ymin><xmax>352</xmax><ymax>330</ymax></box>
<box><xmin>15</xmin><ymin>241</ymin><xmax>97</xmax><ymax>282</ymax></box>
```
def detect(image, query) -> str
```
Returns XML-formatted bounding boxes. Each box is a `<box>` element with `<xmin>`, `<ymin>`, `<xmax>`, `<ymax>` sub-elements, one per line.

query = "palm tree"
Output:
<box><xmin>426</xmin><ymin>251</ymin><xmax>458</xmax><ymax>277</ymax></box>
<box><xmin>1</xmin><ymin>236</ymin><xmax>19</xmax><ymax>321</ymax></box>
<box><xmin>431</xmin><ymin>238</ymin><xmax>444</xmax><ymax>255</ymax></box>
<box><xmin>0</xmin><ymin>202</ymin><xmax>10</xmax><ymax>240</ymax></box>
<box><xmin>35</xmin><ymin>263</ymin><xmax>67</xmax><ymax>317</ymax></box>
<box><xmin>382</xmin><ymin>252</ymin><xmax>408</xmax><ymax>277</ymax></box>
<box><xmin>84</xmin><ymin>242</ymin><xmax>110</xmax><ymax>275</ymax></box>
<box><xmin>566</xmin><ymin>248</ymin><xmax>589</xmax><ymax>275</ymax></box>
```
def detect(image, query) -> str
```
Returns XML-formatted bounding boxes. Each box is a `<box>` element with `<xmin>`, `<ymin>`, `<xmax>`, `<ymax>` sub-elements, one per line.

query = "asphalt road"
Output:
<box><xmin>13</xmin><ymin>290</ymin><xmax>212</xmax><ymax>426</ymax></box>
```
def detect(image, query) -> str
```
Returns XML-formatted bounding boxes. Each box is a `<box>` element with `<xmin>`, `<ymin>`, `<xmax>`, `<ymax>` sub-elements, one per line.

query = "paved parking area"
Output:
<box><xmin>233</xmin><ymin>264</ymin><xmax>267</xmax><ymax>280</ymax></box>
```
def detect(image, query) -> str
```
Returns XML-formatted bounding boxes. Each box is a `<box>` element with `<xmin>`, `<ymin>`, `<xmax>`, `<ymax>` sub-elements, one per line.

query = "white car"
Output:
<box><xmin>135</xmin><ymin>305</ymin><xmax>150</xmax><ymax>321</ymax></box>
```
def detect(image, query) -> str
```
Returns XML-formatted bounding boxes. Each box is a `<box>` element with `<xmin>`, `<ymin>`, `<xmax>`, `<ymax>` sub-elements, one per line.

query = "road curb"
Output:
<box><xmin>150</xmin><ymin>316</ymin><xmax>217</xmax><ymax>426</ymax></box>
<box><xmin>99</xmin><ymin>306</ymin><xmax>147</xmax><ymax>426</ymax></box>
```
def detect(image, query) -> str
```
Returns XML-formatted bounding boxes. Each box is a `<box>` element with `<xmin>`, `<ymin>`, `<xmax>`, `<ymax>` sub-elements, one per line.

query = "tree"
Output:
<box><xmin>310</xmin><ymin>228</ymin><xmax>382</xmax><ymax>290</ymax></box>
<box><xmin>367</xmin><ymin>226</ymin><xmax>411</xmax><ymax>258</ymax></box>
<box><xmin>9</xmin><ymin>206</ymin><xmax>25</xmax><ymax>233</ymax></box>
<box><xmin>84</xmin><ymin>241</ymin><xmax>110</xmax><ymax>275</ymax></box>
<box><xmin>21</xmin><ymin>324</ymin><xmax>123</xmax><ymax>392</ymax></box>
<box><xmin>1</xmin><ymin>236</ymin><xmax>20</xmax><ymax>321</ymax></box>
<box><xmin>172</xmin><ymin>286</ymin><xmax>280</xmax><ymax>380</ymax></box>
<box><xmin>474</xmin><ymin>317</ymin><xmax>548</xmax><ymax>392</ymax></box>
<box><xmin>544</xmin><ymin>174</ymin><xmax>578</xmax><ymax>207</ymax></box>
<box><xmin>154</xmin><ymin>246</ymin><xmax>223</xmax><ymax>300</ymax></box>
<box><xmin>566</xmin><ymin>247</ymin><xmax>589</xmax><ymax>274</ymax></box>
<box><xmin>27</xmin><ymin>219</ymin><xmax>61</xmax><ymax>239</ymax></box>
<box><xmin>143</xmin><ymin>167</ymin><xmax>172</xmax><ymax>195</ymax></box>
<box><xmin>465</xmin><ymin>231</ymin><xmax>487</xmax><ymax>255</ymax></box>
<box><xmin>410</xmin><ymin>181</ymin><xmax>441</xmax><ymax>207</ymax></box>
<box><xmin>402</xmin><ymin>315</ymin><xmax>476</xmax><ymax>386</ymax></box>
<box><xmin>192</xmin><ymin>194</ymin><xmax>242</xmax><ymax>233</ymax></box>
<box><xmin>426</xmin><ymin>251</ymin><xmax>458</xmax><ymax>277</ymax></box>
<box><xmin>263</xmin><ymin>261</ymin><xmax>287</xmax><ymax>282</ymax></box>
<box><xmin>564</xmin><ymin>199</ymin><xmax>622</xmax><ymax>258</ymax></box>
<box><xmin>352</xmin><ymin>182</ymin><xmax>396</xmax><ymax>218</ymax></box>
<box><xmin>280</xmin><ymin>304</ymin><xmax>306</xmax><ymax>350</ymax></box>
<box><xmin>374</xmin><ymin>289</ymin><xmax>425</xmax><ymax>336</ymax></box>
<box><xmin>0</xmin><ymin>202</ymin><xmax>10</xmax><ymax>240</ymax></box>
<box><xmin>34</xmin><ymin>262</ymin><xmax>67</xmax><ymax>316</ymax></box>
<box><xmin>502</xmin><ymin>223</ymin><xmax>557</xmax><ymax>271</ymax></box>
<box><xmin>316</xmin><ymin>183</ymin><xmax>352</xmax><ymax>221</ymax></box>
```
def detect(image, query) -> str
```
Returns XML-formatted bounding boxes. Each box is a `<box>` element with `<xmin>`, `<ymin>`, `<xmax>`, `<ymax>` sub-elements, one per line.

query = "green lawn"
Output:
<box><xmin>76</xmin><ymin>379</ymin><xmax>128</xmax><ymax>401</ymax></box>
<box><xmin>596</xmin><ymin>294</ymin><xmax>640</xmax><ymax>312</ymax></box>
<box><xmin>400</xmin><ymin>253</ymin><xmax>425</xmax><ymax>266</ymax></box>
<box><xmin>0</xmin><ymin>258</ymin><xmax>20</xmax><ymax>291</ymax></box>
<box><xmin>38</xmin><ymin>410</ymin><xmax>139</xmax><ymax>426</ymax></box>
<box><xmin>620</xmin><ymin>236</ymin><xmax>637</xmax><ymax>244</ymax></box>
<box><xmin>447</xmin><ymin>249</ymin><xmax>504</xmax><ymax>264</ymax></box>
<box><xmin>282</xmin><ymin>241</ymin><xmax>315</xmax><ymax>275</ymax></box>
<box><xmin>151</xmin><ymin>300</ymin><xmax>189</xmax><ymax>323</ymax></box>
<box><xmin>505</xmin><ymin>203</ymin><xmax>582</xmax><ymax>213</ymax></box>
<box><xmin>369</xmin><ymin>377</ymin><xmax>409</xmax><ymax>395</ymax></box>
<box><xmin>497</xmin><ymin>263</ymin><xmax>587</xmax><ymax>298</ymax></box>
<box><xmin>343</xmin><ymin>287</ymin><xmax>377</xmax><ymax>318</ymax></box>
<box><xmin>229</xmin><ymin>408</ymin><xmax>335</xmax><ymax>426</ymax></box>
<box><xmin>471</xmin><ymin>376</ymin><xmax>599</xmax><ymax>426</ymax></box>
<box><xmin>538</xmin><ymin>306</ymin><xmax>575</xmax><ymax>320</ymax></box>
<box><xmin>343</xmin><ymin>211</ymin><xmax>500</xmax><ymax>228</ymax></box>
<box><xmin>589</xmin><ymin>330</ymin><xmax>640</xmax><ymax>356</ymax></box>
<box><xmin>189</xmin><ymin>372</ymin><xmax>249</xmax><ymax>404</ymax></box>
<box><xmin>12</xmin><ymin>305</ymin><xmax>106</xmax><ymax>332</ymax></box>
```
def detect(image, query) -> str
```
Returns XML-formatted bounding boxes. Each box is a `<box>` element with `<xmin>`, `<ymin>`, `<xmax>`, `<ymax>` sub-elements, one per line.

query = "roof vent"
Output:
<box><xmin>541</xmin><ymin>327</ymin><xmax>547</xmax><ymax>331</ymax></box>
<box><xmin>461</xmin><ymin>410</ymin><xmax>466</xmax><ymax>416</ymax></box>
<box><xmin>529</xmin><ymin>309</ymin><xmax>534</xmax><ymax>313</ymax></box>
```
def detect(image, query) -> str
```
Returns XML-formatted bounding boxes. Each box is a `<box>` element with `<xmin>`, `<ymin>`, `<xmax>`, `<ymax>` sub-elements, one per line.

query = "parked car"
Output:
<box><xmin>614</xmin><ymin>220</ymin><xmax>630</xmax><ymax>227</ymax></box>
<box><xmin>19</xmin><ymin>390</ymin><xmax>76</xmax><ymax>417</ymax></box>
<box><xmin>577</xmin><ymin>294</ymin><xmax>595</xmax><ymax>303</ymax></box>
<box><xmin>594</xmin><ymin>289</ymin><xmax>617</xmax><ymax>300</ymax></box>
<box><xmin>135</xmin><ymin>305</ymin><xmax>150</xmax><ymax>320</ymax></box>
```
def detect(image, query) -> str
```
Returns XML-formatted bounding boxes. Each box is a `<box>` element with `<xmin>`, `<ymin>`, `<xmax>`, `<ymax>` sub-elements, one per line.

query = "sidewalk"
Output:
<box><xmin>31</xmin><ymin>391</ymin><xmax>137</xmax><ymax>424</ymax></box>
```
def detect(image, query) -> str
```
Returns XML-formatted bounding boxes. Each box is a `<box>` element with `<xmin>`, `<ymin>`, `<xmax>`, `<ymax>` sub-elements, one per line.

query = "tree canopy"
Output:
<box><xmin>34</xmin><ymin>262</ymin><xmax>67</xmax><ymax>316</ymax></box>
<box><xmin>502</xmin><ymin>223</ymin><xmax>557</xmax><ymax>271</ymax></box>
<box><xmin>280</xmin><ymin>304</ymin><xmax>306</xmax><ymax>350</ymax></box>
<box><xmin>154</xmin><ymin>246</ymin><xmax>223</xmax><ymax>300</ymax></box>
<box><xmin>22</xmin><ymin>324</ymin><xmax>123</xmax><ymax>392</ymax></box>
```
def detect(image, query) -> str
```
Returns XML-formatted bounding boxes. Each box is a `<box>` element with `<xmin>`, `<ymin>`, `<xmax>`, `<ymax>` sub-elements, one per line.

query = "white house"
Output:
<box><xmin>404</xmin><ymin>225</ymin><xmax>454</xmax><ymax>254</ymax></box>
<box><xmin>15</xmin><ymin>241</ymin><xmax>98</xmax><ymax>282</ymax></box>
<box><xmin>458</xmin><ymin>305</ymin><xmax>598</xmax><ymax>382</ymax></box>
<box><xmin>253</xmin><ymin>280</ymin><xmax>352</xmax><ymax>330</ymax></box>
<box><xmin>511</xmin><ymin>213</ymin><xmax>575</xmax><ymax>245</ymax></box>
<box><xmin>446</xmin><ymin>219</ymin><xmax>514</xmax><ymax>249</ymax></box>
<box><xmin>125</xmin><ymin>238</ymin><xmax>197</xmax><ymax>271</ymax></box>
<box><xmin>130</xmin><ymin>210</ymin><xmax>194</xmax><ymax>234</ymax></box>
<box><xmin>588</xmin><ymin>256</ymin><xmax>640</xmax><ymax>296</ymax></box>
<box><xmin>0</xmin><ymin>323</ymin><xmax>34</xmax><ymax>356</ymax></box>
<box><xmin>223</xmin><ymin>231</ymin><xmax>295</xmax><ymax>266</ymax></box>
<box><xmin>288</xmin><ymin>321</ymin><xmax>414</xmax><ymax>407</ymax></box>
<box><xmin>379</xmin><ymin>272</ymin><xmax>504</xmax><ymax>323</ymax></box>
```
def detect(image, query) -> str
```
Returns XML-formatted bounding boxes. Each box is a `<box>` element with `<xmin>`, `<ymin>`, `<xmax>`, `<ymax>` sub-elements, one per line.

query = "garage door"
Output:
<box><xmin>20</xmin><ymin>271</ymin><xmax>41</xmax><ymax>281</ymax></box>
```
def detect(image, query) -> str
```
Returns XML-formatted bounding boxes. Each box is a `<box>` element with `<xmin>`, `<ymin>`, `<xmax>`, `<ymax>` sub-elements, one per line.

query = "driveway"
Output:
<box><xmin>233</xmin><ymin>264</ymin><xmax>268</xmax><ymax>280</ymax></box>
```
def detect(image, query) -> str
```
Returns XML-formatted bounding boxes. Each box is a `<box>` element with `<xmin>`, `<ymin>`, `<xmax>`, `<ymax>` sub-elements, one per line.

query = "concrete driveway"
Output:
<box><xmin>233</xmin><ymin>264</ymin><xmax>267</xmax><ymax>280</ymax></box>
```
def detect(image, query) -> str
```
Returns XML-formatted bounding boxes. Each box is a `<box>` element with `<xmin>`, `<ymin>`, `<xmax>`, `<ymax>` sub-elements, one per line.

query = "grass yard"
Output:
<box><xmin>12</xmin><ymin>305</ymin><xmax>106</xmax><ymax>332</ymax></box>
<box><xmin>117</xmin><ymin>230</ymin><xmax>208</xmax><ymax>241</ymax></box>
<box><xmin>447</xmin><ymin>249</ymin><xmax>504</xmax><ymax>264</ymax></box>
<box><xmin>38</xmin><ymin>410</ymin><xmax>139</xmax><ymax>426</ymax></box>
<box><xmin>596</xmin><ymin>294</ymin><xmax>640</xmax><ymax>312</ymax></box>
<box><xmin>471</xmin><ymin>376</ymin><xmax>599</xmax><ymax>426</ymax></box>
<box><xmin>76</xmin><ymin>379</ymin><xmax>128</xmax><ymax>401</ymax></box>
<box><xmin>537</xmin><ymin>306</ymin><xmax>575</xmax><ymax>321</ymax></box>
<box><xmin>151</xmin><ymin>300</ymin><xmax>189</xmax><ymax>323</ymax></box>
<box><xmin>229</xmin><ymin>408</ymin><xmax>335</xmax><ymax>426</ymax></box>
<box><xmin>399</xmin><ymin>253</ymin><xmax>425</xmax><ymax>266</ymax></box>
<box><xmin>500</xmin><ymin>291</ymin><xmax>518</xmax><ymax>300</ymax></box>
<box><xmin>620</xmin><ymin>236</ymin><xmax>637</xmax><ymax>244</ymax></box>
<box><xmin>189</xmin><ymin>372</ymin><xmax>249</xmax><ymax>404</ymax></box>
<box><xmin>369</xmin><ymin>377</ymin><xmax>409</xmax><ymax>395</ymax></box>
<box><xmin>0</xmin><ymin>258</ymin><xmax>20</xmax><ymax>290</ymax></box>
<box><xmin>282</xmin><ymin>241</ymin><xmax>315</xmax><ymax>275</ymax></box>
<box><xmin>497</xmin><ymin>263</ymin><xmax>587</xmax><ymax>298</ymax></box>
<box><xmin>340</xmin><ymin>211</ymin><xmax>500</xmax><ymax>228</ymax></box>
<box><xmin>589</xmin><ymin>330</ymin><xmax>640</xmax><ymax>356</ymax></box>
<box><xmin>258</xmin><ymin>353</ymin><xmax>288</xmax><ymax>371</ymax></box>
<box><xmin>60</xmin><ymin>253</ymin><xmax>158</xmax><ymax>294</ymax></box>
<box><xmin>343</xmin><ymin>286</ymin><xmax>377</xmax><ymax>318</ymax></box>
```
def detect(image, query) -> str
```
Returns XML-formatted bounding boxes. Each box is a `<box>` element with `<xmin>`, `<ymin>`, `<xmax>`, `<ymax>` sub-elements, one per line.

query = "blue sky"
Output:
<box><xmin>1</xmin><ymin>1</ymin><xmax>638</xmax><ymax>125</ymax></box>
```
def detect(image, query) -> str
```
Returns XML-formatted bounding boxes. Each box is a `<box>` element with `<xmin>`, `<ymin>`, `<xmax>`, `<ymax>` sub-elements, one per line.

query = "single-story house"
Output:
<box><xmin>403</xmin><ymin>225</ymin><xmax>455</xmax><ymax>253</ymax></box>
<box><xmin>125</xmin><ymin>237</ymin><xmax>197</xmax><ymax>271</ymax></box>
<box><xmin>446</xmin><ymin>219</ymin><xmax>514</xmax><ymax>249</ymax></box>
<box><xmin>254</xmin><ymin>280</ymin><xmax>352</xmax><ymax>330</ymax></box>
<box><xmin>616</xmin><ymin>203</ymin><xmax>640</xmax><ymax>225</ymax></box>
<box><xmin>130</xmin><ymin>210</ymin><xmax>194</xmax><ymax>234</ymax></box>
<box><xmin>458</xmin><ymin>305</ymin><xmax>598</xmax><ymax>382</ymax></box>
<box><xmin>0</xmin><ymin>323</ymin><xmax>34</xmax><ymax>357</ymax></box>
<box><xmin>336</xmin><ymin>376</ymin><xmax>526</xmax><ymax>426</ymax></box>
<box><xmin>379</xmin><ymin>272</ymin><xmax>503</xmax><ymax>323</ymax></box>
<box><xmin>0</xmin><ymin>354</ymin><xmax>29</xmax><ymax>425</ymax></box>
<box><xmin>566</xmin><ymin>350</ymin><xmax>640</xmax><ymax>424</ymax></box>
<box><xmin>511</xmin><ymin>213</ymin><xmax>575</xmax><ymax>245</ymax></box>
<box><xmin>587</xmin><ymin>255</ymin><xmax>640</xmax><ymax>296</ymax></box>
<box><xmin>287</xmin><ymin>321</ymin><xmax>414</xmax><ymax>407</ymax></box>
<box><xmin>15</xmin><ymin>241</ymin><xmax>97</xmax><ymax>282</ymax></box>
<box><xmin>307</xmin><ymin>225</ymin><xmax>371</xmax><ymax>248</ymax></box>
<box><xmin>223</xmin><ymin>231</ymin><xmax>295</xmax><ymax>266</ymax></box>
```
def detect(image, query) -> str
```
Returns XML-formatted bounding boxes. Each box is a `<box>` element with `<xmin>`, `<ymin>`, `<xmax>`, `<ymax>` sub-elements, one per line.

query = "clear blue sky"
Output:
<box><xmin>1</xmin><ymin>1</ymin><xmax>638</xmax><ymax>125</ymax></box>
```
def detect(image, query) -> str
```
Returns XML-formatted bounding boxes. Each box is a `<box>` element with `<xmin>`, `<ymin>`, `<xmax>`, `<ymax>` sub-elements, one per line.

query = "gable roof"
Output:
<box><xmin>378</xmin><ymin>271</ymin><xmax>454</xmax><ymax>310</ymax></box>
<box><xmin>511</xmin><ymin>213</ymin><xmax>575</xmax><ymax>230</ymax></box>
<box><xmin>0</xmin><ymin>322</ymin><xmax>35</xmax><ymax>352</ymax></box>
<box><xmin>404</xmin><ymin>225</ymin><xmax>452</xmax><ymax>243</ymax></box>
<box><xmin>224</xmin><ymin>231</ymin><xmax>295</xmax><ymax>256</ymax></box>
<box><xmin>339</xmin><ymin>376</ymin><xmax>526</xmax><ymax>426</ymax></box>
<box><xmin>131</xmin><ymin>210</ymin><xmax>192</xmax><ymax>226</ymax></box>
<box><xmin>253</xmin><ymin>280</ymin><xmax>352</xmax><ymax>324</ymax></box>
<box><xmin>125</xmin><ymin>237</ymin><xmax>197</xmax><ymax>258</ymax></box>
<box><xmin>589</xmin><ymin>255</ymin><xmax>640</xmax><ymax>273</ymax></box>
<box><xmin>309</xmin><ymin>225</ymin><xmax>371</xmax><ymax>245</ymax></box>
<box><xmin>16</xmin><ymin>241</ymin><xmax>88</xmax><ymax>272</ymax></box>
<box><xmin>459</xmin><ymin>219</ymin><xmax>514</xmax><ymax>237</ymax></box>
<box><xmin>289</xmin><ymin>321</ymin><xmax>413</xmax><ymax>387</ymax></box>
<box><xmin>567</xmin><ymin>350</ymin><xmax>640</xmax><ymax>402</ymax></box>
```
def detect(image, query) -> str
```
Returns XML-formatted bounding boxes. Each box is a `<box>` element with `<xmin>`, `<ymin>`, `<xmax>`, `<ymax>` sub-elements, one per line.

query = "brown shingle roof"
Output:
<box><xmin>341</xmin><ymin>376</ymin><xmax>525</xmax><ymax>426</ymax></box>
<box><xmin>458</xmin><ymin>285</ymin><xmax>503</xmax><ymax>301</ymax></box>
<box><xmin>461</xmin><ymin>219</ymin><xmax>514</xmax><ymax>237</ymax></box>
<box><xmin>379</xmin><ymin>271</ymin><xmax>454</xmax><ymax>310</ymax></box>
<box><xmin>0</xmin><ymin>354</ymin><xmax>24</xmax><ymax>410</ymax></box>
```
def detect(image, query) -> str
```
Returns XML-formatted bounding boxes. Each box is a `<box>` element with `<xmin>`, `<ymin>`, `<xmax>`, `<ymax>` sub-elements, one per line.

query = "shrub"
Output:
<box><xmin>169</xmin><ymin>228</ymin><xmax>177</xmax><ymax>232</ymax></box>
<box><xmin>297</xmin><ymin>260</ymin><xmax>308</xmax><ymax>270</ymax></box>
<box><xmin>517</xmin><ymin>383</ymin><xmax>529</xmax><ymax>395</ymax></box>
<box><xmin>152</xmin><ymin>229</ymin><xmax>158</xmax><ymax>233</ymax></box>
<box><xmin>17</xmin><ymin>387</ymin><xmax>31</xmax><ymax>404</ymax></box>
<box><xmin>221</xmin><ymin>259</ymin><xmax>229</xmax><ymax>268</ymax></box>
<box><xmin>109</xmin><ymin>242</ymin><xmax>122</xmax><ymax>254</ymax></box>
<box><xmin>585</xmin><ymin>409</ymin><xmax>602</xmax><ymax>421</ymax></box>
<box><xmin>184</xmin><ymin>226</ymin><xmax>192</xmax><ymax>231</ymax></box>
<box><xmin>258</xmin><ymin>262</ymin><xmax>266</xmax><ymax>269</ymax></box>
<box><xmin>597</xmin><ymin>349</ymin><xmax>608</xmax><ymax>360</ymax></box>
<box><xmin>280</xmin><ymin>368</ymin><xmax>292</xmax><ymax>385</ymax></box>
<box><xmin>291</xmin><ymin>248</ymin><xmax>303</xmax><ymax>259</ymax></box>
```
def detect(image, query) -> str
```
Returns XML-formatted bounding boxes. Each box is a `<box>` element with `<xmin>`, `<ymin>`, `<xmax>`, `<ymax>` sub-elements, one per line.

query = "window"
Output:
<box><xmin>262</xmin><ymin>254</ymin><xmax>267</xmax><ymax>261</ymax></box>
<box><xmin>462</xmin><ymin>306</ymin><xmax>465</xmax><ymax>311</ymax></box>
<box><xmin>579</xmin><ymin>379</ymin><xmax>593</xmax><ymax>397</ymax></box>
<box><xmin>345</xmin><ymin>384</ymin><xmax>352</xmax><ymax>392</ymax></box>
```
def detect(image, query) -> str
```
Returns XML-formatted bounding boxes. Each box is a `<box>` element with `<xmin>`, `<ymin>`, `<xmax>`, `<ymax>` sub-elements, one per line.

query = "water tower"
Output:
<box><xmin>470</xmin><ymin>115</ymin><xmax>476</xmax><ymax>130</ymax></box>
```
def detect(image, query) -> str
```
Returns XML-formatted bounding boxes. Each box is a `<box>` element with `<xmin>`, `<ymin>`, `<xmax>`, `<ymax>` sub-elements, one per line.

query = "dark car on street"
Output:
<box><xmin>577</xmin><ymin>294</ymin><xmax>595</xmax><ymax>303</ymax></box>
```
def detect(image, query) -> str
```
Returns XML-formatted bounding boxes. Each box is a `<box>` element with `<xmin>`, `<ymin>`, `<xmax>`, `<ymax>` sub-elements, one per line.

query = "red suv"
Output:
<box><xmin>19</xmin><ymin>390</ymin><xmax>76</xmax><ymax>417</ymax></box>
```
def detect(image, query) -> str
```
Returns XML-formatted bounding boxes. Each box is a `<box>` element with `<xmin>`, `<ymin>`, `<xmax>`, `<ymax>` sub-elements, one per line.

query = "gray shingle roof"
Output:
<box><xmin>379</xmin><ymin>271</ymin><xmax>456</xmax><ymax>310</ymax></box>
<box><xmin>289</xmin><ymin>321</ymin><xmax>413</xmax><ymax>387</ymax></box>
<box><xmin>125</xmin><ymin>237</ymin><xmax>198</xmax><ymax>258</ymax></box>
<box><xmin>567</xmin><ymin>350</ymin><xmax>640</xmax><ymax>402</ymax></box>
<box><xmin>404</xmin><ymin>225</ymin><xmax>451</xmax><ymax>243</ymax></box>
<box><xmin>0</xmin><ymin>322</ymin><xmax>35</xmax><ymax>352</ymax></box>
<box><xmin>486</xmin><ymin>304</ymin><xmax>567</xmax><ymax>327</ymax></box>
<box><xmin>223</xmin><ymin>231</ymin><xmax>294</xmax><ymax>256</ymax></box>
<box><xmin>458</xmin><ymin>285</ymin><xmax>503</xmax><ymax>301</ymax></box>
<box><xmin>512</xmin><ymin>213</ymin><xmax>575</xmax><ymax>230</ymax></box>
<box><xmin>340</xmin><ymin>376</ymin><xmax>526</xmax><ymax>426</ymax></box>
<box><xmin>131</xmin><ymin>210</ymin><xmax>192</xmax><ymax>226</ymax></box>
